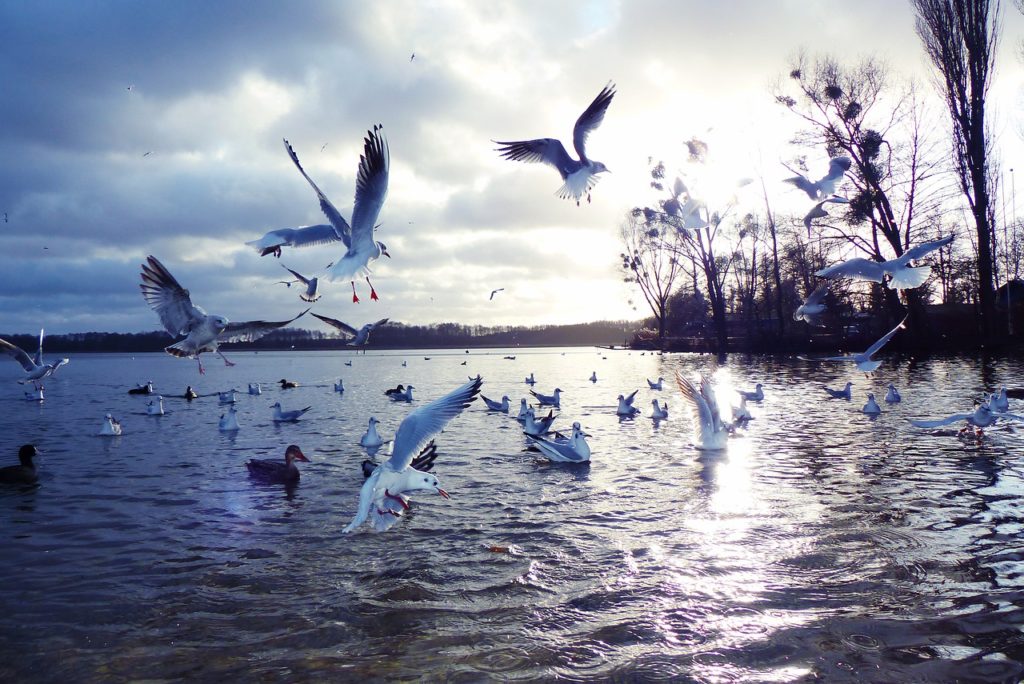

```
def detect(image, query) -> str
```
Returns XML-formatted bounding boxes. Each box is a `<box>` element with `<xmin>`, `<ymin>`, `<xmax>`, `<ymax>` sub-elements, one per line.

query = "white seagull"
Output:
<box><xmin>530</xmin><ymin>387</ymin><xmax>562</xmax><ymax>408</ymax></box>
<box><xmin>811</xmin><ymin>317</ymin><xmax>907</xmax><ymax>373</ymax></box>
<box><xmin>994</xmin><ymin>387</ymin><xmax>1010</xmax><ymax>412</ymax></box>
<box><xmin>359</xmin><ymin>417</ymin><xmax>385</xmax><ymax>449</ymax></box>
<box><xmin>783</xmin><ymin>156</ymin><xmax>851</xmax><ymax>200</ymax></box>
<box><xmin>278</xmin><ymin>264</ymin><xmax>322</xmax><ymax>303</ymax></box>
<box><xmin>616</xmin><ymin>390</ymin><xmax>639</xmax><ymax>416</ymax></box>
<box><xmin>219</xmin><ymin>407</ymin><xmax>240</xmax><ymax>431</ymax></box>
<box><xmin>525</xmin><ymin>373</ymin><xmax>537</xmax><ymax>385</ymax></box>
<box><xmin>732</xmin><ymin>395</ymin><xmax>752</xmax><ymax>422</ymax></box>
<box><xmin>280</xmin><ymin>128</ymin><xmax>390</xmax><ymax>302</ymax></box>
<box><xmin>909</xmin><ymin>404</ymin><xmax>1024</xmax><ymax>433</ymax></box>
<box><xmin>482</xmin><ymin>395</ymin><xmax>510</xmax><ymax>412</ymax></box>
<box><xmin>823</xmin><ymin>382</ymin><xmax>852</xmax><ymax>400</ymax></box>
<box><xmin>140</xmin><ymin>256</ymin><xmax>308</xmax><ymax>374</ymax></box>
<box><xmin>343</xmin><ymin>377</ymin><xmax>481</xmax><ymax>533</ymax></box>
<box><xmin>815</xmin><ymin>235</ymin><xmax>955</xmax><ymax>290</ymax></box>
<box><xmin>100</xmin><ymin>414</ymin><xmax>122</xmax><ymax>436</ymax></box>
<box><xmin>650</xmin><ymin>399</ymin><xmax>669</xmax><ymax>420</ymax></box>
<box><xmin>862</xmin><ymin>393</ymin><xmax>882</xmax><ymax>415</ymax></box>
<box><xmin>218</xmin><ymin>390</ymin><xmax>237</xmax><ymax>404</ymax></box>
<box><xmin>738</xmin><ymin>383</ymin><xmax>764</xmax><ymax>402</ymax></box>
<box><xmin>793</xmin><ymin>283</ymin><xmax>830</xmax><ymax>327</ymax></box>
<box><xmin>248</xmin><ymin>383</ymin><xmax>262</xmax><ymax>395</ymax></box>
<box><xmin>803</xmin><ymin>196</ymin><xmax>850</xmax><ymax>237</ymax></box>
<box><xmin>527</xmin><ymin>422</ymin><xmax>591</xmax><ymax>463</ymax></box>
<box><xmin>388</xmin><ymin>385</ymin><xmax>415</xmax><ymax>402</ymax></box>
<box><xmin>522</xmin><ymin>407</ymin><xmax>558</xmax><ymax>436</ymax></box>
<box><xmin>310</xmin><ymin>313</ymin><xmax>389</xmax><ymax>347</ymax></box>
<box><xmin>272</xmin><ymin>402</ymin><xmax>311</xmax><ymax>422</ymax></box>
<box><xmin>647</xmin><ymin>377</ymin><xmax>664</xmax><ymax>390</ymax></box>
<box><xmin>516</xmin><ymin>398</ymin><xmax>530</xmax><ymax>422</ymax></box>
<box><xmin>495</xmin><ymin>82</ymin><xmax>615</xmax><ymax>205</ymax></box>
<box><xmin>885</xmin><ymin>383</ymin><xmax>901</xmax><ymax>404</ymax></box>
<box><xmin>146</xmin><ymin>396</ymin><xmax>164</xmax><ymax>416</ymax></box>
<box><xmin>676</xmin><ymin>372</ymin><xmax>731</xmax><ymax>450</ymax></box>
<box><xmin>0</xmin><ymin>329</ymin><xmax>69</xmax><ymax>387</ymax></box>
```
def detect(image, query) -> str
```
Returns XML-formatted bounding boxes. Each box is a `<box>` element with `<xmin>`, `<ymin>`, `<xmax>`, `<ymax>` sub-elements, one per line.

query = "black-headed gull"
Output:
<box><xmin>650</xmin><ymin>399</ymin><xmax>669</xmax><ymax>420</ymax></box>
<box><xmin>0</xmin><ymin>445</ymin><xmax>40</xmax><ymax>485</ymax></box>
<box><xmin>343</xmin><ymin>377</ymin><xmax>481</xmax><ymax>533</ymax></box>
<box><xmin>359</xmin><ymin>417</ymin><xmax>385</xmax><ymax>449</ymax></box>
<box><xmin>794</xmin><ymin>284</ymin><xmax>830</xmax><ymax>327</ymax></box>
<box><xmin>272</xmin><ymin>402</ymin><xmax>311</xmax><ymax>422</ymax></box>
<box><xmin>495</xmin><ymin>82</ymin><xmax>615</xmax><ymax>205</ymax></box>
<box><xmin>823</xmin><ymin>382</ymin><xmax>852</xmax><ymax>400</ymax></box>
<box><xmin>738</xmin><ymin>383</ymin><xmax>764</xmax><ymax>401</ymax></box>
<box><xmin>862</xmin><ymin>393</ymin><xmax>882</xmax><ymax>415</ymax></box>
<box><xmin>530</xmin><ymin>388</ymin><xmax>562</xmax><ymax>408</ymax></box>
<box><xmin>816</xmin><ymin>235</ymin><xmax>955</xmax><ymax>290</ymax></box>
<box><xmin>516</xmin><ymin>398</ymin><xmax>530</xmax><ymax>422</ymax></box>
<box><xmin>140</xmin><ymin>256</ymin><xmax>308</xmax><ymax>374</ymax></box>
<box><xmin>218</xmin><ymin>390</ymin><xmax>237</xmax><ymax>404</ymax></box>
<box><xmin>803</xmin><ymin>196</ymin><xmax>849</xmax><ymax>237</ymax></box>
<box><xmin>676</xmin><ymin>372</ymin><xmax>731</xmax><ymax>450</ymax></box>
<box><xmin>647</xmin><ymin>377</ymin><xmax>664</xmax><ymax>390</ymax></box>
<box><xmin>525</xmin><ymin>373</ymin><xmax>536</xmax><ymax>385</ymax></box>
<box><xmin>523</xmin><ymin>407</ymin><xmax>557</xmax><ymax>436</ymax></box>
<box><xmin>885</xmin><ymin>383</ymin><xmax>901</xmax><ymax>403</ymax></box>
<box><xmin>388</xmin><ymin>385</ymin><xmax>414</xmax><ymax>402</ymax></box>
<box><xmin>219</xmin><ymin>407</ymin><xmax>240</xmax><ymax>431</ymax></box>
<box><xmin>783</xmin><ymin>156</ymin><xmax>851</xmax><ymax>200</ymax></box>
<box><xmin>0</xmin><ymin>329</ymin><xmax>69</xmax><ymax>387</ymax></box>
<box><xmin>248</xmin><ymin>383</ymin><xmax>261</xmax><ymax>395</ymax></box>
<box><xmin>812</xmin><ymin>317</ymin><xmax>907</xmax><ymax>373</ymax></box>
<box><xmin>616</xmin><ymin>390</ymin><xmax>639</xmax><ymax>416</ymax></box>
<box><xmin>278</xmin><ymin>264</ymin><xmax>321</xmax><ymax>303</ymax></box>
<box><xmin>482</xmin><ymin>395</ymin><xmax>510</xmax><ymax>412</ymax></box>
<box><xmin>527</xmin><ymin>422</ymin><xmax>591</xmax><ymax>462</ymax></box>
<box><xmin>732</xmin><ymin>395</ymin><xmax>752</xmax><ymax>422</ymax></box>
<box><xmin>994</xmin><ymin>387</ymin><xmax>1009</xmax><ymax>412</ymax></box>
<box><xmin>310</xmin><ymin>313</ymin><xmax>389</xmax><ymax>347</ymax></box>
<box><xmin>100</xmin><ymin>414</ymin><xmax>122</xmax><ymax>436</ymax></box>
<box><xmin>909</xmin><ymin>404</ymin><xmax>1024</xmax><ymax>435</ymax></box>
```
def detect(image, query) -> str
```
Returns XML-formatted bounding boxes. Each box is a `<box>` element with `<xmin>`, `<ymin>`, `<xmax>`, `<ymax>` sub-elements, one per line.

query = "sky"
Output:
<box><xmin>2</xmin><ymin>0</ymin><xmax>1024</xmax><ymax>335</ymax></box>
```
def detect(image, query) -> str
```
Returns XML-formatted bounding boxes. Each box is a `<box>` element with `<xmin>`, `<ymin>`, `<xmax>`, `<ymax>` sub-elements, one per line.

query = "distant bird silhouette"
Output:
<box><xmin>783</xmin><ymin>156</ymin><xmax>851</xmax><ymax>200</ymax></box>
<box><xmin>489</xmin><ymin>288</ymin><xmax>504</xmax><ymax>300</ymax></box>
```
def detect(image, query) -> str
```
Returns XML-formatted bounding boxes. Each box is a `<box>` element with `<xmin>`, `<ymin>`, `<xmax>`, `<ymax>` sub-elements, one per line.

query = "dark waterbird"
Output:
<box><xmin>246</xmin><ymin>445</ymin><xmax>309</xmax><ymax>484</ymax></box>
<box><xmin>0</xmin><ymin>445</ymin><xmax>40</xmax><ymax>485</ymax></box>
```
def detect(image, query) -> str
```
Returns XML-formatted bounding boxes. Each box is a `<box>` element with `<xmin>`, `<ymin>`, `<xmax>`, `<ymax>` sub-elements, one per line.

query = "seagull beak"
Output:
<box><xmin>436</xmin><ymin>487</ymin><xmax>450</xmax><ymax>499</ymax></box>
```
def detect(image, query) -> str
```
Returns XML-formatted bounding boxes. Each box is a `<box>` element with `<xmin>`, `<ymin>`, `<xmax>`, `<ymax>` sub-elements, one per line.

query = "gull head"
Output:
<box><xmin>399</xmin><ymin>469</ymin><xmax>450</xmax><ymax>499</ymax></box>
<box><xmin>591</xmin><ymin>161</ymin><xmax>610</xmax><ymax>174</ymax></box>
<box><xmin>211</xmin><ymin>315</ymin><xmax>229</xmax><ymax>332</ymax></box>
<box><xmin>377</xmin><ymin>241</ymin><xmax>391</xmax><ymax>258</ymax></box>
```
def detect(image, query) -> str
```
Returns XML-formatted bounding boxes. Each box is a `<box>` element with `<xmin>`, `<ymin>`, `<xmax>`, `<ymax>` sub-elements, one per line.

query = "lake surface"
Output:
<box><xmin>2</xmin><ymin>347</ymin><xmax>1024</xmax><ymax>682</ymax></box>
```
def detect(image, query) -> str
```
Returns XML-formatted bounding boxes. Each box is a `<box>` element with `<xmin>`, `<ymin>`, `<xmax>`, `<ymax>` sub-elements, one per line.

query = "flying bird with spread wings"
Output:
<box><xmin>816</xmin><ymin>235</ymin><xmax>955</xmax><ymax>291</ymax></box>
<box><xmin>139</xmin><ymin>256</ymin><xmax>308</xmax><ymax>374</ymax></box>
<box><xmin>783</xmin><ymin>156</ymin><xmax>851</xmax><ymax>200</ymax></box>
<box><xmin>310</xmin><ymin>313</ymin><xmax>389</xmax><ymax>347</ymax></box>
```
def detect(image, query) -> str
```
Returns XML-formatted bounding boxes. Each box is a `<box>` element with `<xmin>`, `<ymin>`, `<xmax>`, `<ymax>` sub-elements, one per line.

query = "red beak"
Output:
<box><xmin>436</xmin><ymin>487</ymin><xmax>450</xmax><ymax>499</ymax></box>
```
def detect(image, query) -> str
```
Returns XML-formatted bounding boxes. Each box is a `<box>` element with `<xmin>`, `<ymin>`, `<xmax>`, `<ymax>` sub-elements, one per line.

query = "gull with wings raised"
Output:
<box><xmin>816</xmin><ymin>235</ymin><xmax>955</xmax><ymax>291</ymax></box>
<box><xmin>139</xmin><ymin>255</ymin><xmax>308</xmax><ymax>374</ymax></box>
<box><xmin>805</xmin><ymin>317</ymin><xmax>907</xmax><ymax>373</ymax></box>
<box><xmin>783</xmin><ymin>156</ymin><xmax>851</xmax><ymax>200</ymax></box>
<box><xmin>310</xmin><ymin>313</ymin><xmax>389</xmax><ymax>348</ymax></box>
<box><xmin>0</xmin><ymin>328</ymin><xmax>69</xmax><ymax>387</ymax></box>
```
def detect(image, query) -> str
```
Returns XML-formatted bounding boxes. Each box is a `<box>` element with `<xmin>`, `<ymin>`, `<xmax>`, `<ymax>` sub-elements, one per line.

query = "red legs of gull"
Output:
<box><xmin>367</xmin><ymin>277</ymin><xmax>379</xmax><ymax>301</ymax></box>
<box><xmin>196</xmin><ymin>357</ymin><xmax>206</xmax><ymax>375</ymax></box>
<box><xmin>384</xmin><ymin>489</ymin><xmax>410</xmax><ymax>510</ymax></box>
<box><xmin>350</xmin><ymin>281</ymin><xmax>360</xmax><ymax>303</ymax></box>
<box><xmin>216</xmin><ymin>350</ymin><xmax>236</xmax><ymax>367</ymax></box>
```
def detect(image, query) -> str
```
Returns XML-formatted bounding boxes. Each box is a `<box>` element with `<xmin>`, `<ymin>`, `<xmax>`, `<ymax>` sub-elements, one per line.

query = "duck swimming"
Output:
<box><xmin>0</xmin><ymin>445</ymin><xmax>40</xmax><ymax>485</ymax></box>
<box><xmin>384</xmin><ymin>384</ymin><xmax>405</xmax><ymax>396</ymax></box>
<box><xmin>279</xmin><ymin>379</ymin><xmax>299</xmax><ymax>389</ymax></box>
<box><xmin>246</xmin><ymin>444</ymin><xmax>309</xmax><ymax>484</ymax></box>
<box><xmin>184</xmin><ymin>385</ymin><xmax>198</xmax><ymax>401</ymax></box>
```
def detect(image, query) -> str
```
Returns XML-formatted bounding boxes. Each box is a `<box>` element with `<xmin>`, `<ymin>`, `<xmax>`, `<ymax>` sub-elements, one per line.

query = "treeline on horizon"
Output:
<box><xmin>0</xmin><ymin>320</ymin><xmax>638</xmax><ymax>354</ymax></box>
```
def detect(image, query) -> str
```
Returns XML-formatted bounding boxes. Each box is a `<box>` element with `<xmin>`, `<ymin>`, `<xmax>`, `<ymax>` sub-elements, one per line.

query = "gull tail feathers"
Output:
<box><xmin>888</xmin><ymin>265</ymin><xmax>931</xmax><ymax>290</ymax></box>
<box><xmin>165</xmin><ymin>340</ymin><xmax>198</xmax><ymax>358</ymax></box>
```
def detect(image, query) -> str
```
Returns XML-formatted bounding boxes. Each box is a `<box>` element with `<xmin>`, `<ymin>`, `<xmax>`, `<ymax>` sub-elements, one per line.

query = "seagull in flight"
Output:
<box><xmin>280</xmin><ymin>127</ymin><xmax>390</xmax><ymax>302</ymax></box>
<box><xmin>909</xmin><ymin>404</ymin><xmax>1024</xmax><ymax>435</ymax></box>
<box><xmin>344</xmin><ymin>376</ymin><xmax>482</xmax><ymax>533</ymax></box>
<box><xmin>495</xmin><ymin>82</ymin><xmax>615</xmax><ymax>205</ymax></box>
<box><xmin>783</xmin><ymin>156</ymin><xmax>851</xmax><ymax>200</ymax></box>
<box><xmin>807</xmin><ymin>317</ymin><xmax>908</xmax><ymax>373</ymax></box>
<box><xmin>277</xmin><ymin>264</ymin><xmax>321</xmax><ymax>302</ymax></box>
<box><xmin>0</xmin><ymin>329</ymin><xmax>69</xmax><ymax>387</ymax></box>
<box><xmin>310</xmin><ymin>313</ymin><xmax>389</xmax><ymax>347</ymax></box>
<box><xmin>794</xmin><ymin>283</ymin><xmax>830</xmax><ymax>327</ymax></box>
<box><xmin>489</xmin><ymin>288</ymin><xmax>504</xmax><ymax>301</ymax></box>
<box><xmin>676</xmin><ymin>372</ymin><xmax>731</xmax><ymax>450</ymax></box>
<box><xmin>139</xmin><ymin>255</ymin><xmax>308</xmax><ymax>374</ymax></box>
<box><xmin>816</xmin><ymin>235</ymin><xmax>955</xmax><ymax>291</ymax></box>
<box><xmin>803</xmin><ymin>196</ymin><xmax>849</xmax><ymax>238</ymax></box>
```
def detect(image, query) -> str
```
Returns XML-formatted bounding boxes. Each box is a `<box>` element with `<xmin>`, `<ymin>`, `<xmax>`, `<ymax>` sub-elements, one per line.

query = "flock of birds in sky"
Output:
<box><xmin>1</xmin><ymin>82</ymin><xmax>1019</xmax><ymax>530</ymax></box>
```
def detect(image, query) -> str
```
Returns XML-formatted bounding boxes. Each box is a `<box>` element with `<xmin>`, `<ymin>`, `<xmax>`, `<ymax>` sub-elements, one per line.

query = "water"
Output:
<box><xmin>2</xmin><ymin>347</ymin><xmax>1024</xmax><ymax>682</ymax></box>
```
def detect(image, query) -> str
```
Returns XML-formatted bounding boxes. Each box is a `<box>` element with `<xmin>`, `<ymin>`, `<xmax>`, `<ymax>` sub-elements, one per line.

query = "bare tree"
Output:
<box><xmin>911</xmin><ymin>0</ymin><xmax>1002</xmax><ymax>337</ymax></box>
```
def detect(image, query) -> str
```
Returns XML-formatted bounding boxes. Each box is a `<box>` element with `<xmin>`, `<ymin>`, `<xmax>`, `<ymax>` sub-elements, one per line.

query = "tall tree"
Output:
<box><xmin>911</xmin><ymin>0</ymin><xmax>1002</xmax><ymax>336</ymax></box>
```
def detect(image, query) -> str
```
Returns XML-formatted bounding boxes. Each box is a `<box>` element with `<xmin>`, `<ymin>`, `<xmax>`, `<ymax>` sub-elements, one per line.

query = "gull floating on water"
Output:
<box><xmin>885</xmin><ymin>384</ymin><xmax>901</xmax><ymax>403</ymax></box>
<box><xmin>525</xmin><ymin>373</ymin><xmax>536</xmax><ymax>385</ymax></box>
<box><xmin>809</xmin><ymin>317</ymin><xmax>907</xmax><ymax>373</ymax></box>
<box><xmin>0</xmin><ymin>329</ymin><xmax>69</xmax><ymax>387</ymax></box>
<box><xmin>343</xmin><ymin>377</ymin><xmax>481</xmax><ymax>533</ymax></box>
<box><xmin>278</xmin><ymin>129</ymin><xmax>390</xmax><ymax>301</ymax></box>
<box><xmin>146</xmin><ymin>396</ymin><xmax>164</xmax><ymax>415</ymax></box>
<box><xmin>816</xmin><ymin>235</ymin><xmax>955</xmax><ymax>291</ymax></box>
<box><xmin>128</xmin><ymin>381</ymin><xmax>154</xmax><ymax>395</ymax></box>
<box><xmin>732</xmin><ymin>395</ymin><xmax>752</xmax><ymax>422</ymax></box>
<box><xmin>218</xmin><ymin>389</ymin><xmax>238</xmax><ymax>404</ymax></box>
<box><xmin>219</xmin><ymin>407</ymin><xmax>240</xmax><ymax>431</ymax></box>
<box><xmin>531</xmin><ymin>387</ymin><xmax>562</xmax><ymax>408</ymax></box>
<box><xmin>862</xmin><ymin>393</ymin><xmax>882</xmax><ymax>415</ymax></box>
<box><xmin>676</xmin><ymin>372</ymin><xmax>731</xmax><ymax>450</ymax></box>
<box><xmin>99</xmin><ymin>414</ymin><xmax>122</xmax><ymax>436</ymax></box>
<box><xmin>616</xmin><ymin>390</ymin><xmax>639</xmax><ymax>416</ymax></box>
<box><xmin>248</xmin><ymin>383</ymin><xmax>261</xmax><ymax>395</ymax></box>
<box><xmin>737</xmin><ymin>383</ymin><xmax>764</xmax><ymax>401</ymax></box>
<box><xmin>360</xmin><ymin>417</ymin><xmax>385</xmax><ymax>449</ymax></box>
<box><xmin>523</xmin><ymin>407</ymin><xmax>557</xmax><ymax>436</ymax></box>
<box><xmin>277</xmin><ymin>264</ymin><xmax>322</xmax><ymax>303</ymax></box>
<box><xmin>794</xmin><ymin>284</ymin><xmax>830</xmax><ymax>327</ymax></box>
<box><xmin>495</xmin><ymin>82</ymin><xmax>615</xmax><ymax>206</ymax></box>
<box><xmin>140</xmin><ymin>256</ymin><xmax>308</xmax><ymax>374</ymax></box>
<box><xmin>246</xmin><ymin>445</ymin><xmax>309</xmax><ymax>484</ymax></box>
<box><xmin>647</xmin><ymin>377</ymin><xmax>664</xmax><ymax>390</ymax></box>
<box><xmin>589</xmin><ymin>371</ymin><xmax>597</xmax><ymax>383</ymax></box>
<box><xmin>388</xmin><ymin>385</ymin><xmax>414</xmax><ymax>402</ymax></box>
<box><xmin>994</xmin><ymin>387</ymin><xmax>1009</xmax><ymax>412</ymax></box>
<box><xmin>823</xmin><ymin>382</ymin><xmax>852</xmax><ymax>400</ymax></box>
<box><xmin>272</xmin><ymin>402</ymin><xmax>311</xmax><ymax>422</ymax></box>
<box><xmin>310</xmin><ymin>313</ymin><xmax>389</xmax><ymax>348</ymax></box>
<box><xmin>334</xmin><ymin>379</ymin><xmax>345</xmax><ymax>393</ymax></box>
<box><xmin>783</xmin><ymin>156</ymin><xmax>851</xmax><ymax>200</ymax></box>
<box><xmin>482</xmin><ymin>394</ymin><xmax>510</xmax><ymax>413</ymax></box>
<box><xmin>650</xmin><ymin>399</ymin><xmax>669</xmax><ymax>420</ymax></box>
<box><xmin>527</xmin><ymin>422</ymin><xmax>591</xmax><ymax>462</ymax></box>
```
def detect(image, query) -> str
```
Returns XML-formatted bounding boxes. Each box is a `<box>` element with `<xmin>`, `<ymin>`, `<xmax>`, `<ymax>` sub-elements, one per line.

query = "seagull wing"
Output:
<box><xmin>494</xmin><ymin>138</ymin><xmax>575</xmax><ymax>176</ymax></box>
<box><xmin>900</xmin><ymin>234</ymin><xmax>955</xmax><ymax>263</ymax></box>
<box><xmin>139</xmin><ymin>256</ymin><xmax>206</xmax><ymax>336</ymax></box>
<box><xmin>624</xmin><ymin>388</ymin><xmax>638</xmax><ymax>406</ymax></box>
<box><xmin>783</xmin><ymin>173</ymin><xmax>817</xmax><ymax>199</ymax></box>
<box><xmin>699</xmin><ymin>374</ymin><xmax>724</xmax><ymax>431</ymax></box>
<box><xmin>32</xmin><ymin>328</ymin><xmax>44</xmax><ymax>366</ymax></box>
<box><xmin>371</xmin><ymin>318</ymin><xmax>390</xmax><ymax>328</ymax></box>
<box><xmin>348</xmin><ymin>125</ymin><xmax>390</xmax><ymax>258</ymax></box>
<box><xmin>281</xmin><ymin>265</ymin><xmax>311</xmax><ymax>286</ymax></box>
<box><xmin>283</xmin><ymin>138</ymin><xmax>352</xmax><ymax>247</ymax></box>
<box><xmin>822</xmin><ymin>156</ymin><xmax>852</xmax><ymax>183</ymax></box>
<box><xmin>343</xmin><ymin>467</ymin><xmax>380</xmax><ymax>533</ymax></box>
<box><xmin>804</xmin><ymin>283</ymin><xmax>830</xmax><ymax>307</ymax></box>
<box><xmin>572</xmin><ymin>82</ymin><xmax>616</xmax><ymax>162</ymax></box>
<box><xmin>246</xmin><ymin>225</ymin><xmax>345</xmax><ymax>252</ymax></box>
<box><xmin>409</xmin><ymin>441</ymin><xmax>438</xmax><ymax>472</ymax></box>
<box><xmin>676</xmin><ymin>372</ymin><xmax>714</xmax><ymax>432</ymax></box>
<box><xmin>218</xmin><ymin>308</ymin><xmax>310</xmax><ymax>344</ymax></box>
<box><xmin>386</xmin><ymin>376</ymin><xmax>482</xmax><ymax>471</ymax></box>
<box><xmin>909</xmin><ymin>414</ymin><xmax>973</xmax><ymax>428</ymax></box>
<box><xmin>864</xmin><ymin>316</ymin><xmax>907</xmax><ymax>357</ymax></box>
<box><xmin>528</xmin><ymin>434</ymin><xmax>585</xmax><ymax>462</ymax></box>
<box><xmin>0</xmin><ymin>338</ymin><xmax>37</xmax><ymax>372</ymax></box>
<box><xmin>309</xmin><ymin>312</ymin><xmax>358</xmax><ymax>337</ymax></box>
<box><xmin>815</xmin><ymin>258</ymin><xmax>886</xmax><ymax>284</ymax></box>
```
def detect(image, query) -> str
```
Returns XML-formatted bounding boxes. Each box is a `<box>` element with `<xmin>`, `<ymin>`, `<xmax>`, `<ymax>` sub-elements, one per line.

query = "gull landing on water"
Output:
<box><xmin>807</xmin><ymin>317</ymin><xmax>907</xmax><ymax>373</ymax></box>
<box><xmin>0</xmin><ymin>329</ymin><xmax>69</xmax><ymax>388</ymax></box>
<box><xmin>494</xmin><ymin>82</ymin><xmax>615</xmax><ymax>206</ymax></box>
<box><xmin>676</xmin><ymin>372</ymin><xmax>731</xmax><ymax>450</ymax></box>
